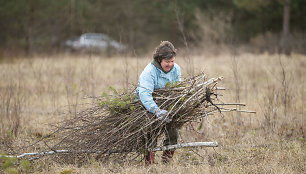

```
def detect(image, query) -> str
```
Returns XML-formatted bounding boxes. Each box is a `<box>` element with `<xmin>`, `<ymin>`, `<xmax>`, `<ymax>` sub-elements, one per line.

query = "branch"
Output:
<box><xmin>3</xmin><ymin>142</ymin><xmax>218</xmax><ymax>159</ymax></box>
<box><xmin>152</xmin><ymin>142</ymin><xmax>218</xmax><ymax>151</ymax></box>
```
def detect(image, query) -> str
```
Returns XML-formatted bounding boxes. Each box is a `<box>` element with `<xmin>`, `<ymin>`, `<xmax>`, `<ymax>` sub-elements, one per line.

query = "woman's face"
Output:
<box><xmin>160</xmin><ymin>57</ymin><xmax>175</xmax><ymax>73</ymax></box>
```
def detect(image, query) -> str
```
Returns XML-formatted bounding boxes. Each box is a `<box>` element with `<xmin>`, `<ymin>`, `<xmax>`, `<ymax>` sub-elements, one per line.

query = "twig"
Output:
<box><xmin>152</xmin><ymin>142</ymin><xmax>218</xmax><ymax>151</ymax></box>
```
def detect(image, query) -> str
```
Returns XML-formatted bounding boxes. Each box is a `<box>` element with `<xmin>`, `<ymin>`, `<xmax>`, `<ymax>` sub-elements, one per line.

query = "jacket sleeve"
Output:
<box><xmin>138</xmin><ymin>68</ymin><xmax>158</xmax><ymax>113</ymax></box>
<box><xmin>176</xmin><ymin>64</ymin><xmax>181</xmax><ymax>81</ymax></box>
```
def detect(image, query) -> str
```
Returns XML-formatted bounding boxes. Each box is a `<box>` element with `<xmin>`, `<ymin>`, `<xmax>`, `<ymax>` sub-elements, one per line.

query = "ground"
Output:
<box><xmin>0</xmin><ymin>52</ymin><xmax>305</xmax><ymax>173</ymax></box>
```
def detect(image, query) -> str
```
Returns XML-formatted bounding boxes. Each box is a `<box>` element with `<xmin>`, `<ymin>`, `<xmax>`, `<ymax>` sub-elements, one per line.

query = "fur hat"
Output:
<box><xmin>153</xmin><ymin>41</ymin><xmax>177</xmax><ymax>63</ymax></box>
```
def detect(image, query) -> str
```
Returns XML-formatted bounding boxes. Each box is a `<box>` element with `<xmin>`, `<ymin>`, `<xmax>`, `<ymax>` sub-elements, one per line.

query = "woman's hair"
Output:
<box><xmin>153</xmin><ymin>41</ymin><xmax>177</xmax><ymax>63</ymax></box>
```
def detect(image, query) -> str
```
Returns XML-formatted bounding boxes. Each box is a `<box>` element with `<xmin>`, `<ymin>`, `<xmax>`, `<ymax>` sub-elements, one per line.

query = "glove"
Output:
<box><xmin>155</xmin><ymin>108</ymin><xmax>171</xmax><ymax>123</ymax></box>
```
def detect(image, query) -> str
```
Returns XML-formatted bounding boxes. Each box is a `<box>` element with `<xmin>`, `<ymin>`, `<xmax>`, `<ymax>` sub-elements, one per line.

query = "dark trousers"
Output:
<box><xmin>144</xmin><ymin>124</ymin><xmax>178</xmax><ymax>164</ymax></box>
<box><xmin>145</xmin><ymin>124</ymin><xmax>178</xmax><ymax>150</ymax></box>
<box><xmin>163</xmin><ymin>124</ymin><xmax>179</xmax><ymax>147</ymax></box>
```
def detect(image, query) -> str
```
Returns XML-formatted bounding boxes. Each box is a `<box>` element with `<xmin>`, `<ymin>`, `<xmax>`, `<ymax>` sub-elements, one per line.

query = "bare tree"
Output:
<box><xmin>279</xmin><ymin>0</ymin><xmax>291</xmax><ymax>56</ymax></box>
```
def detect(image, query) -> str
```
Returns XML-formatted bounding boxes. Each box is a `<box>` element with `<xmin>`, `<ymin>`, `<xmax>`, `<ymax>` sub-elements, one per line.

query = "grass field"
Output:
<box><xmin>0</xmin><ymin>52</ymin><xmax>305</xmax><ymax>173</ymax></box>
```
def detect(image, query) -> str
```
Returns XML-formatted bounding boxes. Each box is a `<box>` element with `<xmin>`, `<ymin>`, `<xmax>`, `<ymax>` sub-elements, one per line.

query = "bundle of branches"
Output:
<box><xmin>51</xmin><ymin>73</ymin><xmax>223</xmax><ymax>161</ymax></box>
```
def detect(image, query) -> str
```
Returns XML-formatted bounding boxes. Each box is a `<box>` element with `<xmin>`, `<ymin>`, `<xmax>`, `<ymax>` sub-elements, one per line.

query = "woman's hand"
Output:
<box><xmin>155</xmin><ymin>109</ymin><xmax>171</xmax><ymax>123</ymax></box>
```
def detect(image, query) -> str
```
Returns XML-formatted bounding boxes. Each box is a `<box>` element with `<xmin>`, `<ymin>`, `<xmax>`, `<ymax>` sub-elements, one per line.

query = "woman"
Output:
<box><xmin>137</xmin><ymin>41</ymin><xmax>181</xmax><ymax>165</ymax></box>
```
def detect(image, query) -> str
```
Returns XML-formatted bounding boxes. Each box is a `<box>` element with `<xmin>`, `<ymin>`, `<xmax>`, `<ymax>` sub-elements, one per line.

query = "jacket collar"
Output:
<box><xmin>151</xmin><ymin>59</ymin><xmax>173</xmax><ymax>74</ymax></box>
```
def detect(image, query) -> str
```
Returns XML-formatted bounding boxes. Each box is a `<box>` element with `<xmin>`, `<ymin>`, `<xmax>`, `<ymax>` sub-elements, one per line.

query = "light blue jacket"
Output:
<box><xmin>137</xmin><ymin>61</ymin><xmax>181</xmax><ymax>113</ymax></box>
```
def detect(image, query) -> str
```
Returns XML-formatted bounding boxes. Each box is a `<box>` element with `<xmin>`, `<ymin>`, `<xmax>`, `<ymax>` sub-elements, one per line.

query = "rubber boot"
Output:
<box><xmin>145</xmin><ymin>152</ymin><xmax>155</xmax><ymax>166</ymax></box>
<box><xmin>162</xmin><ymin>150</ymin><xmax>175</xmax><ymax>164</ymax></box>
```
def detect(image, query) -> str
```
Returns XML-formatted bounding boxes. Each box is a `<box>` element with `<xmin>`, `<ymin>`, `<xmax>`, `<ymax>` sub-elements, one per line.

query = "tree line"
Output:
<box><xmin>0</xmin><ymin>0</ymin><xmax>305</xmax><ymax>56</ymax></box>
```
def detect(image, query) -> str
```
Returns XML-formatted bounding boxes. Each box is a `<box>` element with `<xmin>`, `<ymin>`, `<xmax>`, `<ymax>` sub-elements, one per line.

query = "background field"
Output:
<box><xmin>0</xmin><ymin>52</ymin><xmax>305</xmax><ymax>173</ymax></box>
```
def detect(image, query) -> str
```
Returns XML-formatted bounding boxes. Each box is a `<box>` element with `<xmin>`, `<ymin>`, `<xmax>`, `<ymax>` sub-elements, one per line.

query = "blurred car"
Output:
<box><xmin>65</xmin><ymin>33</ymin><xmax>126</xmax><ymax>53</ymax></box>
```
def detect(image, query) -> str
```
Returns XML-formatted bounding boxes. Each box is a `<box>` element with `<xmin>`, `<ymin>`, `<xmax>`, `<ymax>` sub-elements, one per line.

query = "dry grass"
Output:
<box><xmin>0</xmin><ymin>52</ymin><xmax>305</xmax><ymax>173</ymax></box>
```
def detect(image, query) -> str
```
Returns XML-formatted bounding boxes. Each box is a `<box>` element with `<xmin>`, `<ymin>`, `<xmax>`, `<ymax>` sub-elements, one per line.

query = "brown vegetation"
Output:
<box><xmin>0</xmin><ymin>53</ymin><xmax>305</xmax><ymax>173</ymax></box>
